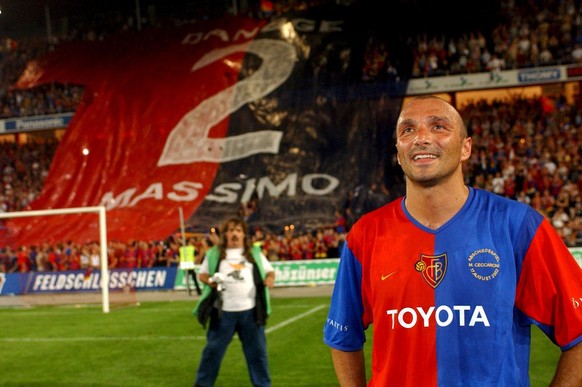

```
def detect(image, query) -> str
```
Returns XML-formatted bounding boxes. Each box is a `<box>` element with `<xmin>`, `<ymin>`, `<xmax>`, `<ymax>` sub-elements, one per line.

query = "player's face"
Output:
<box><xmin>395</xmin><ymin>98</ymin><xmax>471</xmax><ymax>187</ymax></box>
<box><xmin>224</xmin><ymin>223</ymin><xmax>245</xmax><ymax>249</ymax></box>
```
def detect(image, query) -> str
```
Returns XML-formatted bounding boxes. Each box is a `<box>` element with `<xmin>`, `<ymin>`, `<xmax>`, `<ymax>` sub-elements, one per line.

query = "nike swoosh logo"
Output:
<box><xmin>381</xmin><ymin>272</ymin><xmax>397</xmax><ymax>281</ymax></box>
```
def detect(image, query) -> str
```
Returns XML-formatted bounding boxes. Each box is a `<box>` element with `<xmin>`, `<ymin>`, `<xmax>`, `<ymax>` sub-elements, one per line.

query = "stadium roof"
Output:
<box><xmin>1</xmin><ymin>0</ymin><xmax>502</xmax><ymax>38</ymax></box>
<box><xmin>0</xmin><ymin>0</ymin><xmax>232</xmax><ymax>37</ymax></box>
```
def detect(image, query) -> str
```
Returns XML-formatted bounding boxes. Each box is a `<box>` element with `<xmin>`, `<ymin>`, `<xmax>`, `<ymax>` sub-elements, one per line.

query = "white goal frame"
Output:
<box><xmin>0</xmin><ymin>206</ymin><xmax>110</xmax><ymax>313</ymax></box>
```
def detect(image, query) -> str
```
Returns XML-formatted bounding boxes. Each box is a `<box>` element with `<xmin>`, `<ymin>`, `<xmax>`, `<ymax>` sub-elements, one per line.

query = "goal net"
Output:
<box><xmin>0</xmin><ymin>206</ymin><xmax>137</xmax><ymax>313</ymax></box>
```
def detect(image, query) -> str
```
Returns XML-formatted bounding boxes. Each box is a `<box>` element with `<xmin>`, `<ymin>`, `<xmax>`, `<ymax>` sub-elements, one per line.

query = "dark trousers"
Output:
<box><xmin>195</xmin><ymin>308</ymin><xmax>271</xmax><ymax>387</ymax></box>
<box><xmin>188</xmin><ymin>269</ymin><xmax>201</xmax><ymax>295</ymax></box>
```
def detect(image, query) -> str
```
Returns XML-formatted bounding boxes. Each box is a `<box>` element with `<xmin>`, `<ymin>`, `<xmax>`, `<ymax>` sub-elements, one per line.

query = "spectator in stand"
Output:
<box><xmin>516</xmin><ymin>190</ymin><xmax>531</xmax><ymax>206</ymax></box>
<box><xmin>153</xmin><ymin>241</ymin><xmax>168</xmax><ymax>267</ymax></box>
<box><xmin>123</xmin><ymin>241</ymin><xmax>138</xmax><ymax>269</ymax></box>
<box><xmin>314</xmin><ymin>230</ymin><xmax>328</xmax><ymax>259</ymax></box>
<box><xmin>278</xmin><ymin>234</ymin><xmax>292</xmax><ymax>261</ymax></box>
<box><xmin>552</xmin><ymin>206</ymin><xmax>571</xmax><ymax>233</ymax></box>
<box><xmin>333</xmin><ymin>209</ymin><xmax>347</xmax><ymax>234</ymax></box>
<box><xmin>563</xmin><ymin>218</ymin><xmax>580</xmax><ymax>247</ymax></box>
<box><xmin>68</xmin><ymin>247</ymin><xmax>81</xmax><ymax>270</ymax></box>
<box><xmin>0</xmin><ymin>246</ymin><xmax>15</xmax><ymax>273</ymax></box>
<box><xmin>555</xmin><ymin>189</ymin><xmax>571</xmax><ymax>211</ymax></box>
<box><xmin>89</xmin><ymin>245</ymin><xmax>101</xmax><ymax>271</ymax></box>
<box><xmin>491</xmin><ymin>171</ymin><xmax>505</xmax><ymax>195</ymax></box>
<box><xmin>260</xmin><ymin>234</ymin><xmax>279</xmax><ymax>262</ymax></box>
<box><xmin>301</xmin><ymin>234</ymin><xmax>315</xmax><ymax>260</ymax></box>
<box><xmin>290</xmin><ymin>238</ymin><xmax>304</xmax><ymax>260</ymax></box>
<box><xmin>530</xmin><ymin>190</ymin><xmax>544</xmax><ymax>215</ymax></box>
<box><xmin>324</xmin><ymin>228</ymin><xmax>341</xmax><ymax>258</ymax></box>
<box><xmin>27</xmin><ymin>245</ymin><xmax>38</xmax><ymax>271</ymax></box>
<box><xmin>15</xmin><ymin>245</ymin><xmax>30</xmax><ymax>273</ymax></box>
<box><xmin>34</xmin><ymin>244</ymin><xmax>48</xmax><ymax>272</ymax></box>
<box><xmin>571</xmin><ymin>43</ymin><xmax>582</xmax><ymax>63</ymax></box>
<box><xmin>503</xmin><ymin>172</ymin><xmax>517</xmax><ymax>198</ymax></box>
<box><xmin>136</xmin><ymin>240</ymin><xmax>154</xmax><ymax>268</ymax></box>
<box><xmin>79</xmin><ymin>246</ymin><xmax>91</xmax><ymax>270</ymax></box>
<box><xmin>166</xmin><ymin>240</ymin><xmax>180</xmax><ymax>267</ymax></box>
<box><xmin>485</xmin><ymin>53</ymin><xmax>506</xmax><ymax>74</ymax></box>
<box><xmin>109</xmin><ymin>240</ymin><xmax>125</xmax><ymax>269</ymax></box>
<box><xmin>47</xmin><ymin>246</ymin><xmax>60</xmax><ymax>271</ymax></box>
<box><xmin>540</xmin><ymin>188</ymin><xmax>556</xmax><ymax>217</ymax></box>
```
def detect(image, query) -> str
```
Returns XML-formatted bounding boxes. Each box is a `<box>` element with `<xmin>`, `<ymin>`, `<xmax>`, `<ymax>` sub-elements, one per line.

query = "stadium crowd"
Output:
<box><xmin>0</xmin><ymin>0</ymin><xmax>580</xmax><ymax>273</ymax></box>
<box><xmin>363</xmin><ymin>0</ymin><xmax>582</xmax><ymax>80</ymax></box>
<box><xmin>1</xmin><ymin>0</ymin><xmax>581</xmax><ymax>117</ymax></box>
<box><xmin>0</xmin><ymin>91</ymin><xmax>580</xmax><ymax>273</ymax></box>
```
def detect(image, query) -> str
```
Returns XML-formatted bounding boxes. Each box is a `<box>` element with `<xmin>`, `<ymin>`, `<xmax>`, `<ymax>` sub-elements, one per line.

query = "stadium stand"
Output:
<box><xmin>0</xmin><ymin>0</ymin><xmax>580</xmax><ymax>273</ymax></box>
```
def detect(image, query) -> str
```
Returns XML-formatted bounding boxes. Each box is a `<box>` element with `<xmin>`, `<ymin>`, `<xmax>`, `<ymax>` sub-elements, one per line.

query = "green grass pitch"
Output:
<box><xmin>0</xmin><ymin>296</ymin><xmax>560</xmax><ymax>386</ymax></box>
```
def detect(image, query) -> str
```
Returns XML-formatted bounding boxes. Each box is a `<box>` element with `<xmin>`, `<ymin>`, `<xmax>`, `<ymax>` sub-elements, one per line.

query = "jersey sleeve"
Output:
<box><xmin>323</xmin><ymin>241</ymin><xmax>366</xmax><ymax>351</ymax></box>
<box><xmin>198</xmin><ymin>255</ymin><xmax>210</xmax><ymax>274</ymax></box>
<box><xmin>260</xmin><ymin>252</ymin><xmax>274</xmax><ymax>273</ymax></box>
<box><xmin>515</xmin><ymin>216</ymin><xmax>582</xmax><ymax>350</ymax></box>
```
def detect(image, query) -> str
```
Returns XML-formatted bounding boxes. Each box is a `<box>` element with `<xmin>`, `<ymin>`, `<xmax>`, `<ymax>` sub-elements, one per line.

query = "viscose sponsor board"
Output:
<box><xmin>270</xmin><ymin>259</ymin><xmax>338</xmax><ymax>286</ymax></box>
<box><xmin>0</xmin><ymin>267</ymin><xmax>177</xmax><ymax>295</ymax></box>
<box><xmin>0</xmin><ymin>112</ymin><xmax>74</xmax><ymax>133</ymax></box>
<box><xmin>0</xmin><ymin>248</ymin><xmax>579</xmax><ymax>297</ymax></box>
<box><xmin>174</xmin><ymin>259</ymin><xmax>339</xmax><ymax>289</ymax></box>
<box><xmin>0</xmin><ymin>260</ymin><xmax>340</xmax><ymax>296</ymax></box>
<box><xmin>405</xmin><ymin>64</ymin><xmax>578</xmax><ymax>96</ymax></box>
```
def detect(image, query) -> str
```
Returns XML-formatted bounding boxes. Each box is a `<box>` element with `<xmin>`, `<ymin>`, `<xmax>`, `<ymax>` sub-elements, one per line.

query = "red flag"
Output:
<box><xmin>6</xmin><ymin>16</ymin><xmax>267</xmax><ymax>245</ymax></box>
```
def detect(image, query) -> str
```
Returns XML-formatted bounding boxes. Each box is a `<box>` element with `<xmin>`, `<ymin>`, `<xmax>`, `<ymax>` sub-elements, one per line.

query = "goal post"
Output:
<box><xmin>0</xmin><ymin>206</ymin><xmax>110</xmax><ymax>313</ymax></box>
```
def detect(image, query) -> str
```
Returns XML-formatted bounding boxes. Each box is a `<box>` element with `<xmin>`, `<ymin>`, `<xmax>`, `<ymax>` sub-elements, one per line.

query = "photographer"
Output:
<box><xmin>193</xmin><ymin>217</ymin><xmax>275</xmax><ymax>387</ymax></box>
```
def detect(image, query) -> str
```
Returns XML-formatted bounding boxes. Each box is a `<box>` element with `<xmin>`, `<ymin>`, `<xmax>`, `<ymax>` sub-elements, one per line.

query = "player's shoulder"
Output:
<box><xmin>471</xmin><ymin>187</ymin><xmax>544</xmax><ymax>224</ymax></box>
<box><xmin>472</xmin><ymin>187</ymin><xmax>533</xmax><ymax>211</ymax></box>
<box><xmin>350</xmin><ymin>197</ymin><xmax>403</xmax><ymax>232</ymax></box>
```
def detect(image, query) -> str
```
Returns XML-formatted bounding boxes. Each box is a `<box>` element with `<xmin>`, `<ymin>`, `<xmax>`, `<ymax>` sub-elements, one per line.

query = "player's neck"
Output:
<box><xmin>404</xmin><ymin>182</ymin><xmax>469</xmax><ymax>230</ymax></box>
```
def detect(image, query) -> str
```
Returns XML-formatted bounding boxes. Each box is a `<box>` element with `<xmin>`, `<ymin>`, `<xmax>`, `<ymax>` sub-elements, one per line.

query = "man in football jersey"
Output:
<box><xmin>323</xmin><ymin>95</ymin><xmax>582</xmax><ymax>386</ymax></box>
<box><xmin>194</xmin><ymin>217</ymin><xmax>275</xmax><ymax>387</ymax></box>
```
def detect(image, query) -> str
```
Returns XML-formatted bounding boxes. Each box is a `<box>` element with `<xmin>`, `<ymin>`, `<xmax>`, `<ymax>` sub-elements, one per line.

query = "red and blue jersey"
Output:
<box><xmin>323</xmin><ymin>187</ymin><xmax>582</xmax><ymax>386</ymax></box>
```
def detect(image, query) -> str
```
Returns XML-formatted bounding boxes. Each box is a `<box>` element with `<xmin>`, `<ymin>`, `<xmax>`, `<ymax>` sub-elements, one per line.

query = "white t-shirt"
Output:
<box><xmin>200</xmin><ymin>248</ymin><xmax>274</xmax><ymax>312</ymax></box>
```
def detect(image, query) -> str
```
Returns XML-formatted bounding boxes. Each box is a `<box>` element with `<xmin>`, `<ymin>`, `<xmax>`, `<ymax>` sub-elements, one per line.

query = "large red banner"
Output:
<box><xmin>8</xmin><ymin>16</ymin><xmax>274</xmax><ymax>244</ymax></box>
<box><xmin>5</xmin><ymin>6</ymin><xmax>409</xmax><ymax>246</ymax></box>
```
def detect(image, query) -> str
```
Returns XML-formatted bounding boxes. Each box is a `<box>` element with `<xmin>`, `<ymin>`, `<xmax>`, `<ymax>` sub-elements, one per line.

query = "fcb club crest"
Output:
<box><xmin>415</xmin><ymin>254</ymin><xmax>448</xmax><ymax>288</ymax></box>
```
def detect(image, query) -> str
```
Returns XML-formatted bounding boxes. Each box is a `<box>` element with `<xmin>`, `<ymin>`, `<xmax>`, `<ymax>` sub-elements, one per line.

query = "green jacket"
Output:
<box><xmin>192</xmin><ymin>245</ymin><xmax>272</xmax><ymax>318</ymax></box>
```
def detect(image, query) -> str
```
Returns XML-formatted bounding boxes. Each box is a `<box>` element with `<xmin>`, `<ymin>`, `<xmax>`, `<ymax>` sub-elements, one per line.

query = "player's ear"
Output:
<box><xmin>461</xmin><ymin>137</ymin><xmax>472</xmax><ymax>162</ymax></box>
<box><xmin>395</xmin><ymin>143</ymin><xmax>401</xmax><ymax>165</ymax></box>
